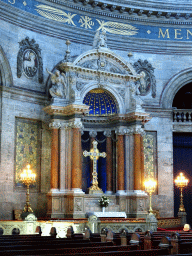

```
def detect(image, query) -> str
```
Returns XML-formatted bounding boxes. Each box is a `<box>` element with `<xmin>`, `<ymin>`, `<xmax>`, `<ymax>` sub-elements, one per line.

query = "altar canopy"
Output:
<box><xmin>43</xmin><ymin>31</ymin><xmax>150</xmax><ymax>219</ymax></box>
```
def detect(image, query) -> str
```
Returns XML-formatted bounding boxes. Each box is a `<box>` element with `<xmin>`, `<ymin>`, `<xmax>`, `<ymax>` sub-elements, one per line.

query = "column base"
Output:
<box><xmin>127</xmin><ymin>190</ymin><xmax>148</xmax><ymax>218</ymax></box>
<box><xmin>72</xmin><ymin>188</ymin><xmax>85</xmax><ymax>194</ymax></box>
<box><xmin>105</xmin><ymin>191</ymin><xmax>113</xmax><ymax>195</ymax></box>
<box><xmin>47</xmin><ymin>190</ymin><xmax>65</xmax><ymax>219</ymax></box>
<box><xmin>116</xmin><ymin>190</ymin><xmax>127</xmax><ymax>196</ymax></box>
<box><xmin>178</xmin><ymin>211</ymin><xmax>187</xmax><ymax>226</ymax></box>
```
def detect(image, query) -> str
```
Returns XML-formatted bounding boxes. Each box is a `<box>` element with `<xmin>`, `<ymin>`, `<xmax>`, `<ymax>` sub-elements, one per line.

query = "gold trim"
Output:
<box><xmin>97</xmin><ymin>20</ymin><xmax>138</xmax><ymax>36</ymax></box>
<box><xmin>35</xmin><ymin>5</ymin><xmax>76</xmax><ymax>26</ymax></box>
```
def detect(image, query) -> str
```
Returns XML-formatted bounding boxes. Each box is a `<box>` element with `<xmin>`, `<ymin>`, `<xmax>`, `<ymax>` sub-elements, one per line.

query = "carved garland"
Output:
<box><xmin>17</xmin><ymin>37</ymin><xmax>43</xmax><ymax>83</ymax></box>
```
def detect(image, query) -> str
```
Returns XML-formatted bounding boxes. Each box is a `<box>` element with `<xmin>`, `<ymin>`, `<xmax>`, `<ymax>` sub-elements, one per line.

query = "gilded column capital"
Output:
<box><xmin>115</xmin><ymin>127</ymin><xmax>132</xmax><ymax>136</ymax></box>
<box><xmin>104</xmin><ymin>130</ymin><xmax>112</xmax><ymax>137</ymax></box>
<box><xmin>69</xmin><ymin>119</ymin><xmax>84</xmax><ymax>130</ymax></box>
<box><xmin>89</xmin><ymin>130</ymin><xmax>97</xmax><ymax>138</ymax></box>
<box><xmin>49</xmin><ymin>121</ymin><xmax>61</xmax><ymax>129</ymax></box>
<box><xmin>132</xmin><ymin>125</ymin><xmax>146</xmax><ymax>136</ymax></box>
<box><xmin>60</xmin><ymin>122</ymin><xmax>71</xmax><ymax>130</ymax></box>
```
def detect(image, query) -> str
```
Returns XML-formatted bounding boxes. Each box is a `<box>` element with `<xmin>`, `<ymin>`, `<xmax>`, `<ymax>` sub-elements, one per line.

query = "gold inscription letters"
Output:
<box><xmin>159</xmin><ymin>28</ymin><xmax>192</xmax><ymax>40</ymax></box>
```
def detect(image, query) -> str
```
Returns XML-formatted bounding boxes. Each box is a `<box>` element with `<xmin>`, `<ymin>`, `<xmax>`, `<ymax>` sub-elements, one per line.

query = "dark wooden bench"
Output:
<box><xmin>0</xmin><ymin>244</ymin><xmax>140</xmax><ymax>256</ymax></box>
<box><xmin>16</xmin><ymin>248</ymin><xmax>170</xmax><ymax>256</ymax></box>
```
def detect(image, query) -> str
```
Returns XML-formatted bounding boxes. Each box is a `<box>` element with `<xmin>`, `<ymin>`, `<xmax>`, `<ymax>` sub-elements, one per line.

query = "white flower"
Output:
<box><xmin>98</xmin><ymin>195</ymin><xmax>110</xmax><ymax>207</ymax></box>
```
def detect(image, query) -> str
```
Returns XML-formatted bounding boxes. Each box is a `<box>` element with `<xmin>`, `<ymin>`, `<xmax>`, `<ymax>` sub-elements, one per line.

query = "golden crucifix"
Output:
<box><xmin>83</xmin><ymin>140</ymin><xmax>107</xmax><ymax>193</ymax></box>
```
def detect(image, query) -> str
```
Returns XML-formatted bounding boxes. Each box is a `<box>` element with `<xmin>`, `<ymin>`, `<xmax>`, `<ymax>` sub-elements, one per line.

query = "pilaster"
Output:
<box><xmin>104</xmin><ymin>130</ymin><xmax>113</xmax><ymax>195</ymax></box>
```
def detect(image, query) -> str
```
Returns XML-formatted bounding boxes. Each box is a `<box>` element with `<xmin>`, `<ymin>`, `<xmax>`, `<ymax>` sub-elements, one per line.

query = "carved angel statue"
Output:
<box><xmin>93</xmin><ymin>29</ymin><xmax>107</xmax><ymax>49</ymax></box>
<box><xmin>47</xmin><ymin>69</ymin><xmax>67</xmax><ymax>99</ymax></box>
<box><xmin>130</xmin><ymin>80</ymin><xmax>144</xmax><ymax>112</ymax></box>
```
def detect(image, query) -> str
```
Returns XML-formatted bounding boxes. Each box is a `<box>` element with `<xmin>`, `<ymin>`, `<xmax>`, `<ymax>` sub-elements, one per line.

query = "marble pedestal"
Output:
<box><xmin>126</xmin><ymin>190</ymin><xmax>148</xmax><ymax>218</ymax></box>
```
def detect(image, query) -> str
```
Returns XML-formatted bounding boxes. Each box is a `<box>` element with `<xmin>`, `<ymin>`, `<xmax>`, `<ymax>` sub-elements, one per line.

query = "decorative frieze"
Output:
<box><xmin>43</xmin><ymin>104</ymin><xmax>89</xmax><ymax>116</ymax></box>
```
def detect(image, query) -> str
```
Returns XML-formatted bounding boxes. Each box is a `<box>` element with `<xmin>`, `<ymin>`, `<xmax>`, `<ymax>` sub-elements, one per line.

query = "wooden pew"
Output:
<box><xmin>0</xmin><ymin>244</ymin><xmax>140</xmax><ymax>256</ymax></box>
<box><xmin>170</xmin><ymin>232</ymin><xmax>192</xmax><ymax>255</ymax></box>
<box><xmin>11</xmin><ymin>248</ymin><xmax>171</xmax><ymax>256</ymax></box>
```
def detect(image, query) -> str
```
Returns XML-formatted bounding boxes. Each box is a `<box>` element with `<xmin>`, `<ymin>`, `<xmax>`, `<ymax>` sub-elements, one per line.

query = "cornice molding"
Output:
<box><xmin>42</xmin><ymin>0</ymin><xmax>192</xmax><ymax>22</ymax></box>
<box><xmin>0</xmin><ymin>85</ymin><xmax>48</xmax><ymax>106</ymax></box>
<box><xmin>43</xmin><ymin>104</ymin><xmax>89</xmax><ymax>116</ymax></box>
<box><xmin>1</xmin><ymin>1</ymin><xmax>192</xmax><ymax>54</ymax></box>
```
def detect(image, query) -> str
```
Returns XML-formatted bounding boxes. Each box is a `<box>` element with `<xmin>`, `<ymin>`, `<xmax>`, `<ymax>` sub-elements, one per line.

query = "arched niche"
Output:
<box><xmin>83</xmin><ymin>88</ymin><xmax>118</xmax><ymax>116</ymax></box>
<box><xmin>80</xmin><ymin>82</ymin><xmax>124</xmax><ymax>114</ymax></box>
<box><xmin>161</xmin><ymin>68</ymin><xmax>192</xmax><ymax>109</ymax></box>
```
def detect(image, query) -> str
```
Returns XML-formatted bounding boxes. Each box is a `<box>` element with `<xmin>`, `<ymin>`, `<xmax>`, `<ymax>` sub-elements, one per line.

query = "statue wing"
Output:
<box><xmin>61</xmin><ymin>72</ymin><xmax>67</xmax><ymax>84</ymax></box>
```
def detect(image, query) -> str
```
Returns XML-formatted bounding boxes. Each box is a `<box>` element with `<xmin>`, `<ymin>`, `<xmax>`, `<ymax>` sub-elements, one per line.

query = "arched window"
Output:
<box><xmin>173</xmin><ymin>83</ymin><xmax>192</xmax><ymax>109</ymax></box>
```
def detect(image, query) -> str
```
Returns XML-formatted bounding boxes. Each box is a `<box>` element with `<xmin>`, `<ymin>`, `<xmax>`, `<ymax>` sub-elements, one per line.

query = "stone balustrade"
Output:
<box><xmin>173</xmin><ymin>109</ymin><xmax>192</xmax><ymax>122</ymax></box>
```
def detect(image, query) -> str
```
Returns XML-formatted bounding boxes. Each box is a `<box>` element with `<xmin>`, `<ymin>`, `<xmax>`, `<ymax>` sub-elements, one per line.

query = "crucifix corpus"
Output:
<box><xmin>83</xmin><ymin>140</ymin><xmax>107</xmax><ymax>194</ymax></box>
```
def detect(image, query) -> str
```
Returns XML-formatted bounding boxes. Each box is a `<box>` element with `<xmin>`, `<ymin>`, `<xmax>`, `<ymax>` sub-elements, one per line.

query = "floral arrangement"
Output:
<box><xmin>98</xmin><ymin>195</ymin><xmax>110</xmax><ymax>207</ymax></box>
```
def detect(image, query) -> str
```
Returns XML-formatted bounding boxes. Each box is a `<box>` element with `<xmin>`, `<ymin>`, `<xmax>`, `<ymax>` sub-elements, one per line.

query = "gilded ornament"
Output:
<box><xmin>79</xmin><ymin>16</ymin><xmax>94</xmax><ymax>29</ymax></box>
<box><xmin>97</xmin><ymin>20</ymin><xmax>138</xmax><ymax>36</ymax></box>
<box><xmin>83</xmin><ymin>140</ymin><xmax>106</xmax><ymax>192</ymax></box>
<box><xmin>35</xmin><ymin>5</ymin><xmax>76</xmax><ymax>26</ymax></box>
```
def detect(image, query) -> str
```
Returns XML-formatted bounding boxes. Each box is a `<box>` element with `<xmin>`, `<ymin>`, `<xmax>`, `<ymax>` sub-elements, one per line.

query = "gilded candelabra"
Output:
<box><xmin>20</xmin><ymin>164</ymin><xmax>36</xmax><ymax>212</ymax></box>
<box><xmin>174</xmin><ymin>172</ymin><xmax>189</xmax><ymax>212</ymax></box>
<box><xmin>144</xmin><ymin>178</ymin><xmax>157</xmax><ymax>215</ymax></box>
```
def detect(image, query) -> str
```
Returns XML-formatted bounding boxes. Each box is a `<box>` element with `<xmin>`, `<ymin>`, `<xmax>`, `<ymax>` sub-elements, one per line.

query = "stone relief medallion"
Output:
<box><xmin>23</xmin><ymin>49</ymin><xmax>38</xmax><ymax>78</ymax></box>
<box><xmin>133</xmin><ymin>59</ymin><xmax>156</xmax><ymax>98</ymax></box>
<box><xmin>17</xmin><ymin>37</ymin><xmax>43</xmax><ymax>83</ymax></box>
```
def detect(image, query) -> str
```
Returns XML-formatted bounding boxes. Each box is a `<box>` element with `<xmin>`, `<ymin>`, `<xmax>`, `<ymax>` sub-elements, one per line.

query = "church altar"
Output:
<box><xmin>86</xmin><ymin>212</ymin><xmax>127</xmax><ymax>218</ymax></box>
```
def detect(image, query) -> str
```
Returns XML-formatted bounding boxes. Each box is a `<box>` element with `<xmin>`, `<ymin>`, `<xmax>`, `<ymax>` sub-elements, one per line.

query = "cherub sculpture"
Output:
<box><xmin>47</xmin><ymin>69</ymin><xmax>67</xmax><ymax>98</ymax></box>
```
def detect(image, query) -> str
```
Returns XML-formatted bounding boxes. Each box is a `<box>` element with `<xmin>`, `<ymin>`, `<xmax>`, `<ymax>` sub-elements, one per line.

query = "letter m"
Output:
<box><xmin>158</xmin><ymin>28</ymin><xmax>170</xmax><ymax>39</ymax></box>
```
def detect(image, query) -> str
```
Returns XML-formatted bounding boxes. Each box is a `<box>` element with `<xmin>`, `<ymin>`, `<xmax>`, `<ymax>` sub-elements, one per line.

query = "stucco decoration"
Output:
<box><xmin>17</xmin><ymin>37</ymin><xmax>43</xmax><ymax>83</ymax></box>
<box><xmin>133</xmin><ymin>59</ymin><xmax>156</xmax><ymax>98</ymax></box>
<box><xmin>47</xmin><ymin>35</ymin><xmax>142</xmax><ymax>113</ymax></box>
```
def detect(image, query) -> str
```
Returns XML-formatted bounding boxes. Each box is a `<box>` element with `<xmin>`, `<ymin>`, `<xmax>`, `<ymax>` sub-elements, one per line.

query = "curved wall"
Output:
<box><xmin>0</xmin><ymin>0</ymin><xmax>191</xmax><ymax>219</ymax></box>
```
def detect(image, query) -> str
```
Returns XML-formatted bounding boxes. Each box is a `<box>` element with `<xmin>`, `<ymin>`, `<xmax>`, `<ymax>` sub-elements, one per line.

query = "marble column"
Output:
<box><xmin>60</xmin><ymin>123</ymin><xmax>71</xmax><ymax>192</ymax></box>
<box><xmin>140</xmin><ymin>135</ymin><xmax>145</xmax><ymax>191</ymax></box>
<box><xmin>47</xmin><ymin>121</ymin><xmax>62</xmax><ymax>218</ymax></box>
<box><xmin>50</xmin><ymin>123</ymin><xmax>60</xmax><ymax>191</ymax></box>
<box><xmin>133</xmin><ymin>129</ymin><xmax>145</xmax><ymax>191</ymax></box>
<box><xmin>71</xmin><ymin>120</ymin><xmax>84</xmax><ymax>193</ymax></box>
<box><xmin>116</xmin><ymin>129</ymin><xmax>125</xmax><ymax>194</ymax></box>
<box><xmin>104</xmin><ymin>130</ymin><xmax>113</xmax><ymax>194</ymax></box>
